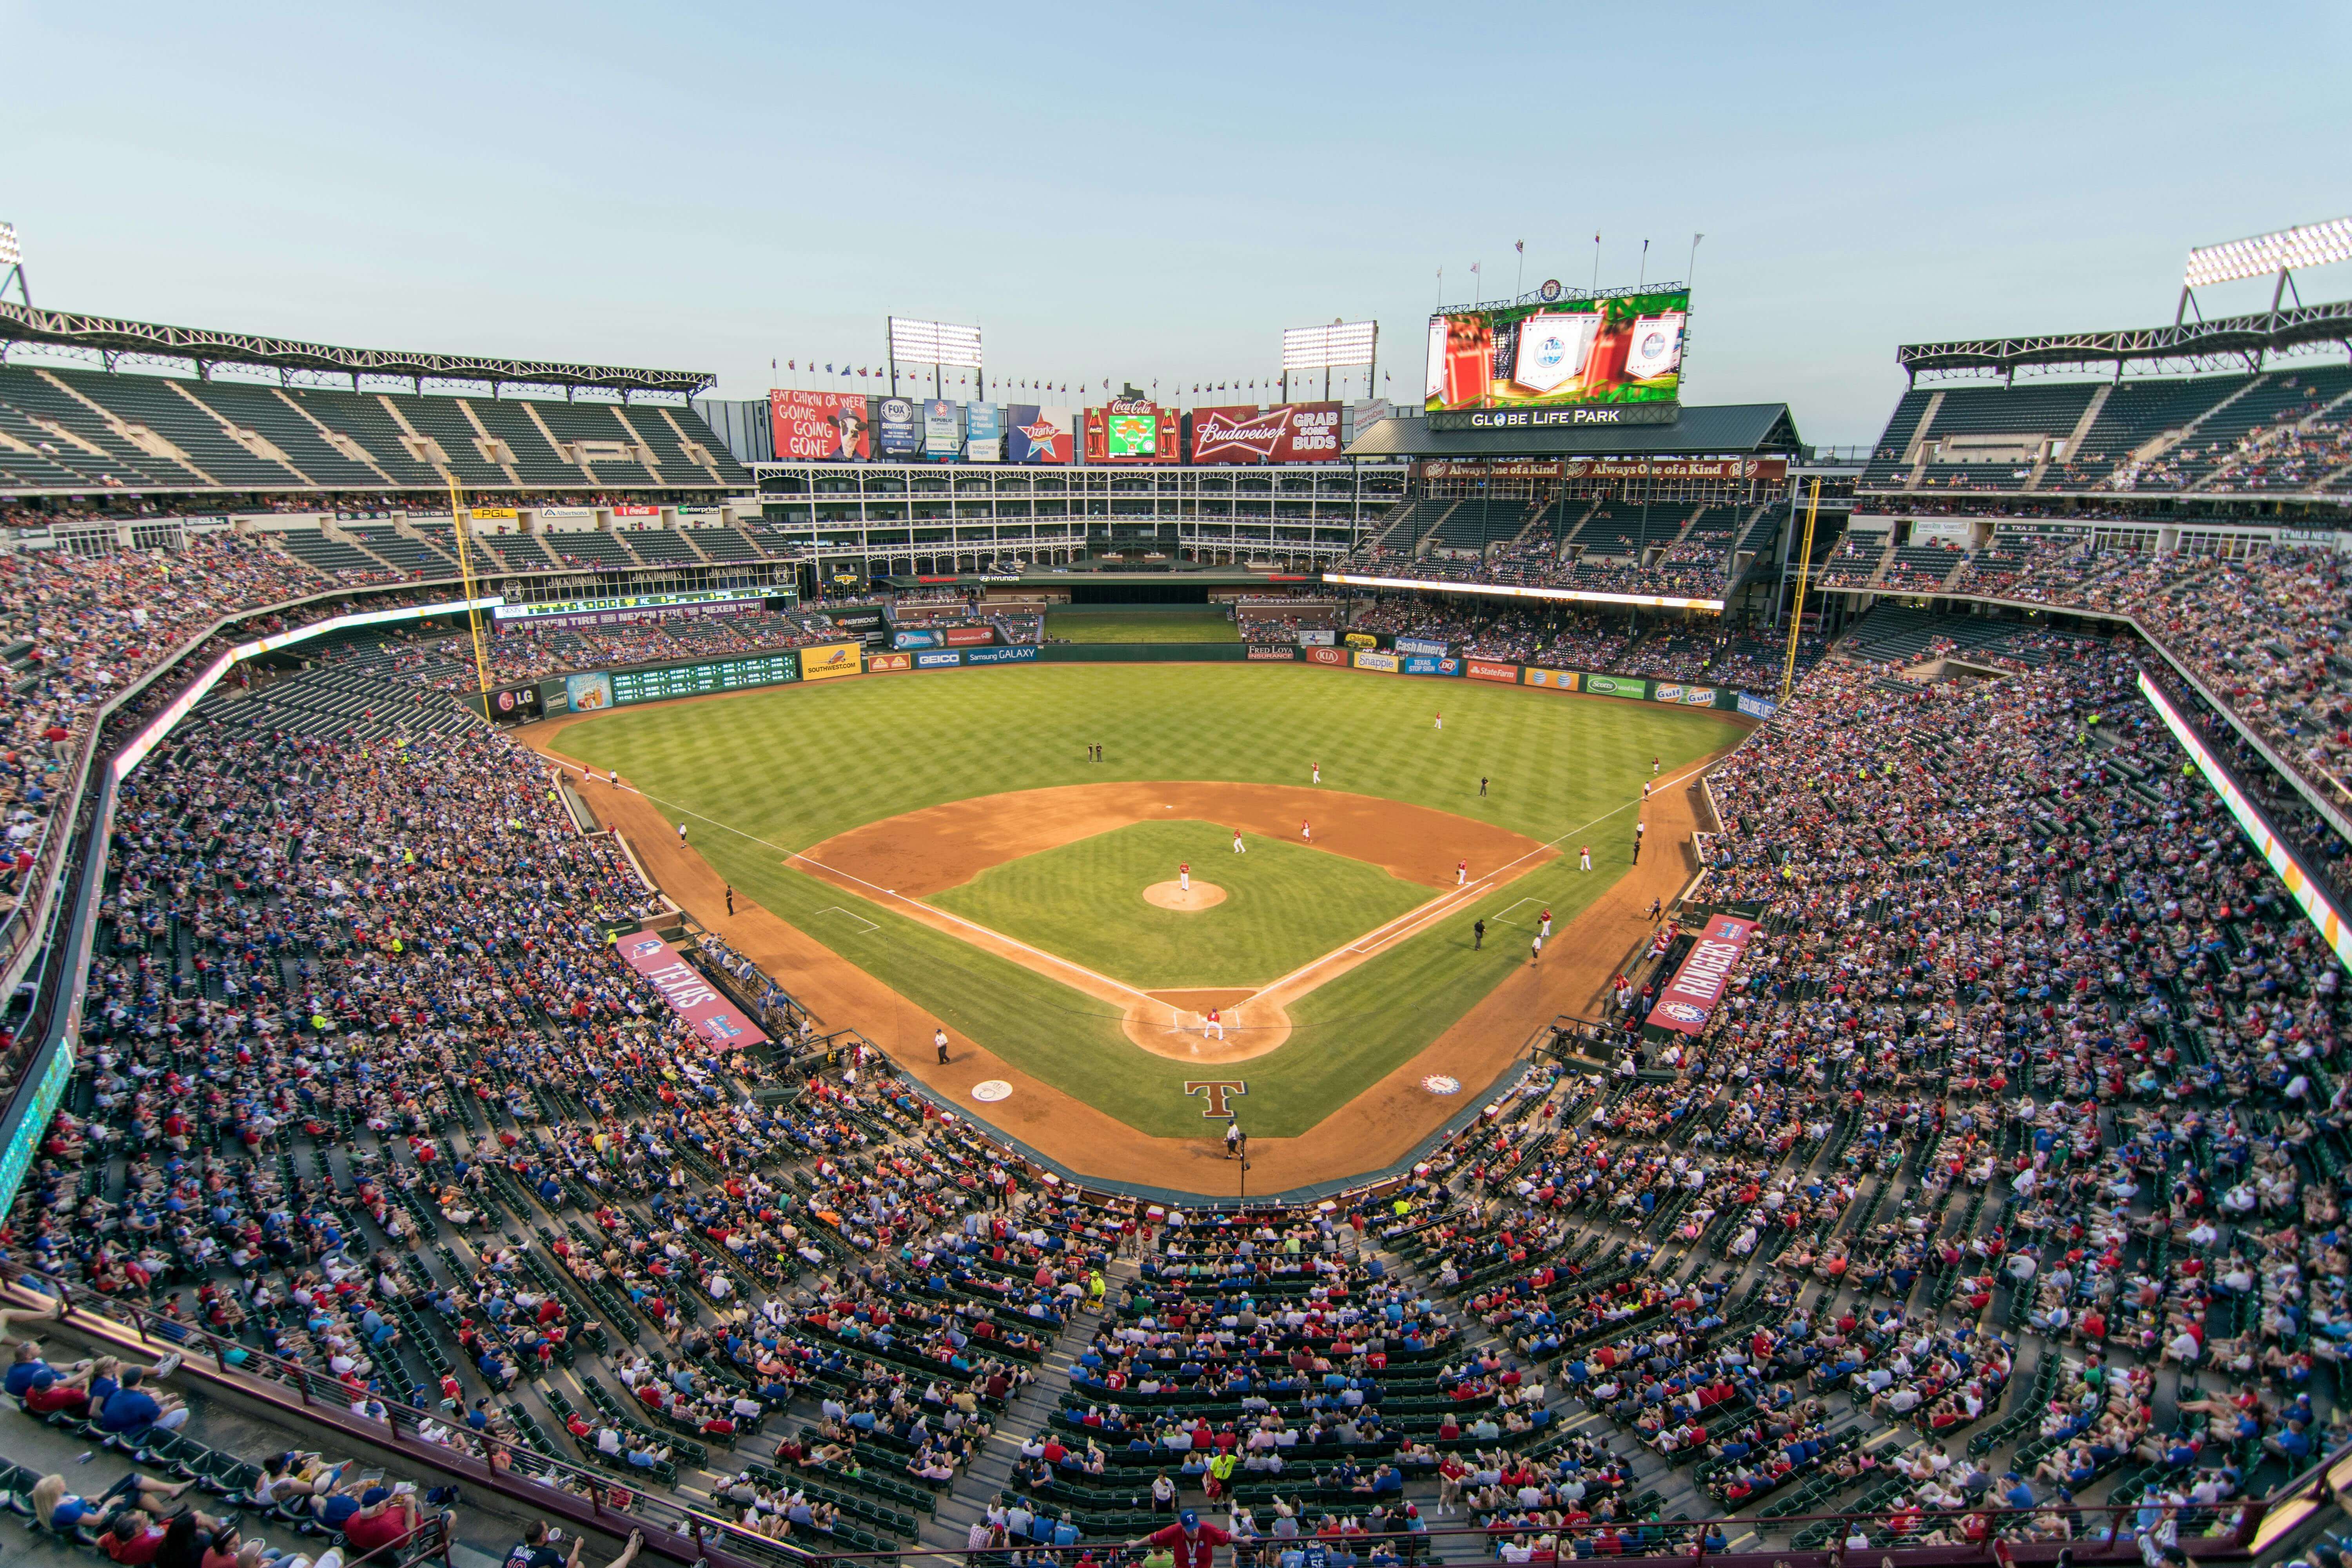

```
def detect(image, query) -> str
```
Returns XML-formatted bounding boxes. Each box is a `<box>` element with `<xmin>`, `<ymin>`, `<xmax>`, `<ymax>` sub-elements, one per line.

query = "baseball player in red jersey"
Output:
<box><xmin>1203</xmin><ymin>1008</ymin><xmax>1223</xmax><ymax>1040</ymax></box>
<box><xmin>1311</xmin><ymin>761</ymin><xmax>1321</xmax><ymax>784</ymax></box>
<box><xmin>1540</xmin><ymin>907</ymin><xmax>1553</xmax><ymax>939</ymax></box>
<box><xmin>1434</xmin><ymin>710</ymin><xmax>1443</xmax><ymax>730</ymax></box>
<box><xmin>1179</xmin><ymin>862</ymin><xmax>1190</xmax><ymax>893</ymax></box>
<box><xmin>1579</xmin><ymin>846</ymin><xmax>1592</xmax><ymax>871</ymax></box>
<box><xmin>1456</xmin><ymin>858</ymin><xmax>1468</xmax><ymax>887</ymax></box>
<box><xmin>1300</xmin><ymin>819</ymin><xmax>1312</xmax><ymax>842</ymax></box>
<box><xmin>1232</xmin><ymin>829</ymin><xmax>1245</xmax><ymax>854</ymax></box>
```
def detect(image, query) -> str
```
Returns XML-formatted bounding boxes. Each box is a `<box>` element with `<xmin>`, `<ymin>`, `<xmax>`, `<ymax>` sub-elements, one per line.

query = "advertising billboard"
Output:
<box><xmin>867</xmin><ymin>652</ymin><xmax>913</xmax><ymax>671</ymax></box>
<box><xmin>1004</xmin><ymin>405</ymin><xmax>1073</xmax><ymax>465</ymax></box>
<box><xmin>1424</xmin><ymin>289</ymin><xmax>1688</xmax><ymax>414</ymax></box>
<box><xmin>799</xmin><ymin>642</ymin><xmax>864</xmax><ymax>681</ymax></box>
<box><xmin>964</xmin><ymin>645</ymin><xmax>1037</xmax><ymax>664</ymax></box>
<box><xmin>768</xmin><ymin>390</ymin><xmax>872</xmax><ymax>461</ymax></box>
<box><xmin>488</xmin><ymin>684</ymin><xmax>543</xmax><ymax>722</ymax></box>
<box><xmin>1353</xmin><ymin>650</ymin><xmax>1401</xmax><ymax>672</ymax></box>
<box><xmin>565</xmin><ymin>671</ymin><xmax>614</xmax><ymax>712</ymax></box>
<box><xmin>1467</xmin><ymin>661</ymin><xmax>1520</xmax><ymax>684</ymax></box>
<box><xmin>922</xmin><ymin>400</ymin><xmax>962</xmax><ymax>461</ymax></box>
<box><xmin>1394</xmin><ymin>636</ymin><xmax>1449</xmax><ymax>658</ymax></box>
<box><xmin>1188</xmin><ymin>402</ymin><xmax>1345</xmax><ymax>465</ymax></box>
<box><xmin>877</xmin><ymin>397</ymin><xmax>922</xmax><ymax>459</ymax></box>
<box><xmin>1648</xmin><ymin>915</ymin><xmax>1759</xmax><ymax>1038</ymax></box>
<box><xmin>1082</xmin><ymin>399</ymin><xmax>1181</xmax><ymax>464</ymax></box>
<box><xmin>964</xmin><ymin>403</ymin><xmax>1003</xmax><ymax>463</ymax></box>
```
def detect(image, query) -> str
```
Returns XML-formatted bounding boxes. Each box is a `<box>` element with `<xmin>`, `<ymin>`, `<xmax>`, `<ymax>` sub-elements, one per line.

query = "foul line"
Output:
<box><xmin>1238</xmin><ymin>755</ymin><xmax>1719</xmax><ymax>1005</ymax></box>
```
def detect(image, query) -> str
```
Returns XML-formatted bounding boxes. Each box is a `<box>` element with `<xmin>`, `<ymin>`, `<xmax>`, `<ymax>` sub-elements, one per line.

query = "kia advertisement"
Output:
<box><xmin>1189</xmin><ymin>402</ymin><xmax>1344</xmax><ymax>464</ymax></box>
<box><xmin>1004</xmin><ymin>405</ymin><xmax>1073</xmax><ymax>465</ymax></box>
<box><xmin>769</xmin><ymin>390</ymin><xmax>872</xmax><ymax>461</ymax></box>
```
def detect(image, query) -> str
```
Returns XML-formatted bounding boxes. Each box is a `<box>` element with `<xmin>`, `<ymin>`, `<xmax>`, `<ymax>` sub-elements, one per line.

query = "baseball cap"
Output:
<box><xmin>361</xmin><ymin>1488</ymin><xmax>391</xmax><ymax>1506</ymax></box>
<box><xmin>1180</xmin><ymin>1510</ymin><xmax>1198</xmax><ymax>1528</ymax></box>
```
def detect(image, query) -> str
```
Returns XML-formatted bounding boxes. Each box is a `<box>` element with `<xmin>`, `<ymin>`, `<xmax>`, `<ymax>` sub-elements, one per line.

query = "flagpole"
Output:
<box><xmin>1514</xmin><ymin>241</ymin><xmax>1524</xmax><ymax>303</ymax></box>
<box><xmin>1591</xmin><ymin>234</ymin><xmax>1601</xmax><ymax>294</ymax></box>
<box><xmin>1639</xmin><ymin>239</ymin><xmax>1649</xmax><ymax>289</ymax></box>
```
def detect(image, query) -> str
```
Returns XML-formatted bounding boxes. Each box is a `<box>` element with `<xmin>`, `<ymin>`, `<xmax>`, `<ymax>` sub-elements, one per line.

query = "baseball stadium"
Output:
<box><xmin>2</xmin><ymin>34</ymin><xmax>2351</xmax><ymax>1568</ymax></box>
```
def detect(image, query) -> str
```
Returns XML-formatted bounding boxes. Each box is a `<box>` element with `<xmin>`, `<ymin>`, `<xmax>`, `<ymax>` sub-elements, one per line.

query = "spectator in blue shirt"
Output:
<box><xmin>97</xmin><ymin>1368</ymin><xmax>187</xmax><ymax>1434</ymax></box>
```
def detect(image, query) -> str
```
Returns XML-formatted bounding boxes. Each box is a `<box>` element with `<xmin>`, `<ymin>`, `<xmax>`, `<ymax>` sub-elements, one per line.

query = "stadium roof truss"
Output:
<box><xmin>1896</xmin><ymin>298</ymin><xmax>2352</xmax><ymax>383</ymax></box>
<box><xmin>0</xmin><ymin>301</ymin><xmax>714</xmax><ymax>397</ymax></box>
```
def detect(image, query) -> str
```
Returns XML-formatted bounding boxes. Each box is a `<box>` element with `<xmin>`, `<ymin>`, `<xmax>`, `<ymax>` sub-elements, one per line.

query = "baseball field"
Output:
<box><xmin>533</xmin><ymin>661</ymin><xmax>1742</xmax><ymax>1178</ymax></box>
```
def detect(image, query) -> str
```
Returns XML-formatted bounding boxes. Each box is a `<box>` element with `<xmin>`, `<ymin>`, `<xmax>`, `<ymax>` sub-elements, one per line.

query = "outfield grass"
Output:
<box><xmin>555</xmin><ymin>663</ymin><xmax>1733</xmax><ymax>1138</ymax></box>
<box><xmin>1046</xmin><ymin>608</ymin><xmax>1238</xmax><ymax>643</ymax></box>
<box><xmin>928</xmin><ymin>820</ymin><xmax>1429</xmax><ymax>988</ymax></box>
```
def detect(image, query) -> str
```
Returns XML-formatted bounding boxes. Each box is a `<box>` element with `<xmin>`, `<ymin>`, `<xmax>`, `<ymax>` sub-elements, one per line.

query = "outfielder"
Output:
<box><xmin>1311</xmin><ymin>762</ymin><xmax>1321</xmax><ymax>784</ymax></box>
<box><xmin>1203</xmin><ymin>1007</ymin><xmax>1224</xmax><ymax>1040</ymax></box>
<box><xmin>1579</xmin><ymin>846</ymin><xmax>1592</xmax><ymax>871</ymax></box>
<box><xmin>1179</xmin><ymin>862</ymin><xmax>1191</xmax><ymax>893</ymax></box>
<box><xmin>1232</xmin><ymin>829</ymin><xmax>1246</xmax><ymax>854</ymax></box>
<box><xmin>1434</xmin><ymin>711</ymin><xmax>1444</xmax><ymax>730</ymax></box>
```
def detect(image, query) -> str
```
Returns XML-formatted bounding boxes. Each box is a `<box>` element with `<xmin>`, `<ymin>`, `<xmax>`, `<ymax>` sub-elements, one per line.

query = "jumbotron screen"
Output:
<box><xmin>1107</xmin><ymin>411</ymin><xmax>1158</xmax><ymax>457</ymax></box>
<box><xmin>1423</xmin><ymin>289</ymin><xmax>1688</xmax><ymax>412</ymax></box>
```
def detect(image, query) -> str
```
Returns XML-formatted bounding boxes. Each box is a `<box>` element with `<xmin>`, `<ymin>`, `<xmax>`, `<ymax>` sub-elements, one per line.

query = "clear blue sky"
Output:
<box><xmin>7</xmin><ymin>0</ymin><xmax>2348</xmax><ymax>443</ymax></box>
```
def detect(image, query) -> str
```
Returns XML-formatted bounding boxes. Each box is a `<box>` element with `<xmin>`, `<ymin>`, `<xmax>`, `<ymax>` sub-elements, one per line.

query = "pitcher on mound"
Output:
<box><xmin>1179</xmin><ymin>862</ymin><xmax>1191</xmax><ymax>893</ymax></box>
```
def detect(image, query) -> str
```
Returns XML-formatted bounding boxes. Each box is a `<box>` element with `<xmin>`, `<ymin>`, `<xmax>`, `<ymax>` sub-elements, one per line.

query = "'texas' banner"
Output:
<box><xmin>1648</xmin><ymin>915</ymin><xmax>1759</xmax><ymax>1037</ymax></box>
<box><xmin>616</xmin><ymin>931</ymin><xmax>769</xmax><ymax>1048</ymax></box>
<box><xmin>1189</xmin><ymin>402</ymin><xmax>1344</xmax><ymax>464</ymax></box>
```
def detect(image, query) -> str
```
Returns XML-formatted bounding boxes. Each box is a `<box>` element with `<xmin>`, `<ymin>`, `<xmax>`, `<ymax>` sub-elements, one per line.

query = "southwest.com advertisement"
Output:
<box><xmin>1425</xmin><ymin>289</ymin><xmax>1688</xmax><ymax>412</ymax></box>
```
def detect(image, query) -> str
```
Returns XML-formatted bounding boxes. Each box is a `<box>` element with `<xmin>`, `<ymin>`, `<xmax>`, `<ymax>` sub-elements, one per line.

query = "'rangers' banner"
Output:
<box><xmin>1648</xmin><ymin>915</ymin><xmax>1759</xmax><ymax>1038</ymax></box>
<box><xmin>1189</xmin><ymin>402</ymin><xmax>1344</xmax><ymax>464</ymax></box>
<box><xmin>616</xmin><ymin>931</ymin><xmax>769</xmax><ymax>1049</ymax></box>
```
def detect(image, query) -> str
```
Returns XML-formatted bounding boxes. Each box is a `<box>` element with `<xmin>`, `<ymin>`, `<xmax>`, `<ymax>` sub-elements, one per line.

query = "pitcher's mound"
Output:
<box><xmin>1143</xmin><ymin>880</ymin><xmax>1225</xmax><ymax>911</ymax></box>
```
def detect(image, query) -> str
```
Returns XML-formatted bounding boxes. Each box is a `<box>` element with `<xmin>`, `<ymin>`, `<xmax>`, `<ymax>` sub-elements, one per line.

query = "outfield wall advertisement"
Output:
<box><xmin>800</xmin><ymin>642</ymin><xmax>864</xmax><ymax>681</ymax></box>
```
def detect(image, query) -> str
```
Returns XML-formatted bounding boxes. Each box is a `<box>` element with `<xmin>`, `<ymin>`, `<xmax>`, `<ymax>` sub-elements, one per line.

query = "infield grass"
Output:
<box><xmin>553</xmin><ymin>662</ymin><xmax>1737</xmax><ymax>1139</ymax></box>
<box><xmin>1045</xmin><ymin>608</ymin><xmax>1237</xmax><ymax>642</ymax></box>
<box><xmin>928</xmin><ymin>820</ymin><xmax>1429</xmax><ymax>988</ymax></box>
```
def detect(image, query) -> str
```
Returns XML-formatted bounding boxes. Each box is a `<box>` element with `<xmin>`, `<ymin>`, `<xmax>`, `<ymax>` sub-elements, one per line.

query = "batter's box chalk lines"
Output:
<box><xmin>813</xmin><ymin>906</ymin><xmax>880</xmax><ymax>934</ymax></box>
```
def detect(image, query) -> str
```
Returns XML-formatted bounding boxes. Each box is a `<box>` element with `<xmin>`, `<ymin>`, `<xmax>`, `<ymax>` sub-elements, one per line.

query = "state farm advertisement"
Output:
<box><xmin>1467</xmin><ymin>660</ymin><xmax>1521</xmax><ymax>684</ymax></box>
<box><xmin>1648</xmin><ymin>914</ymin><xmax>1759</xmax><ymax>1038</ymax></box>
<box><xmin>1189</xmin><ymin>402</ymin><xmax>1344</xmax><ymax>464</ymax></box>
<box><xmin>769</xmin><ymin>390</ymin><xmax>872</xmax><ymax>462</ymax></box>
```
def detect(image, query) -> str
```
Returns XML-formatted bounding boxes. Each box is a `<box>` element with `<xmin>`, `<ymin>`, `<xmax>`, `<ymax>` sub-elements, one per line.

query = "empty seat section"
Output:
<box><xmin>186</xmin><ymin>381</ymin><xmax>387</xmax><ymax>488</ymax></box>
<box><xmin>344</xmin><ymin>524</ymin><xmax>456</xmax><ymax>575</ymax></box>
<box><xmin>57</xmin><ymin>368</ymin><xmax>298</xmax><ymax>488</ymax></box>
<box><xmin>288</xmin><ymin>388</ymin><xmax>445</xmax><ymax>486</ymax></box>
<box><xmin>0</xmin><ymin>365</ymin><xmax>192</xmax><ymax>486</ymax></box>
<box><xmin>395</xmin><ymin>397</ymin><xmax>510</xmax><ymax>486</ymax></box>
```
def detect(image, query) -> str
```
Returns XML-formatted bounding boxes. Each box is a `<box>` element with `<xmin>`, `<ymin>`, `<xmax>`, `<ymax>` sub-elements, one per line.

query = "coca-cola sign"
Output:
<box><xmin>1189</xmin><ymin>402</ymin><xmax>1344</xmax><ymax>465</ymax></box>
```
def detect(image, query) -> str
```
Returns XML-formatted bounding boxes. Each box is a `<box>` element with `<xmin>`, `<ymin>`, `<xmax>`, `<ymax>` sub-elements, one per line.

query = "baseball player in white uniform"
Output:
<box><xmin>1203</xmin><ymin>1007</ymin><xmax>1224</xmax><ymax>1040</ymax></box>
<box><xmin>1456</xmin><ymin>858</ymin><xmax>1468</xmax><ymax>887</ymax></box>
<box><xmin>1579</xmin><ymin>846</ymin><xmax>1592</xmax><ymax>871</ymax></box>
<box><xmin>1300</xmin><ymin>819</ymin><xmax>1312</xmax><ymax>842</ymax></box>
<box><xmin>1540</xmin><ymin>908</ymin><xmax>1553</xmax><ymax>939</ymax></box>
<box><xmin>1311</xmin><ymin>762</ymin><xmax>1321</xmax><ymax>785</ymax></box>
<box><xmin>1179</xmin><ymin>862</ymin><xmax>1191</xmax><ymax>893</ymax></box>
<box><xmin>1434</xmin><ymin>711</ymin><xmax>1443</xmax><ymax>730</ymax></box>
<box><xmin>1232</xmin><ymin>830</ymin><xmax>1246</xmax><ymax>854</ymax></box>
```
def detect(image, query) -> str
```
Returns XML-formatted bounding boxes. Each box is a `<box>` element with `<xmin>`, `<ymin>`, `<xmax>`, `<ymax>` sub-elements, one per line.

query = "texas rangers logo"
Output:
<box><xmin>1658</xmin><ymin>1001</ymin><xmax>1708</xmax><ymax>1025</ymax></box>
<box><xmin>624</xmin><ymin>936</ymin><xmax>665</xmax><ymax>961</ymax></box>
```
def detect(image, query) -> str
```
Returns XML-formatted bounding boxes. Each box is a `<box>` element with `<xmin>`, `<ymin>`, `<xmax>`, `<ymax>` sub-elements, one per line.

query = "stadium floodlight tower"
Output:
<box><xmin>0</xmin><ymin>223</ymin><xmax>27</xmax><ymax>307</ymax></box>
<box><xmin>1281</xmin><ymin>319</ymin><xmax>1378</xmax><ymax>403</ymax></box>
<box><xmin>886</xmin><ymin>316</ymin><xmax>983</xmax><ymax>399</ymax></box>
<box><xmin>2177</xmin><ymin>216</ymin><xmax>2352</xmax><ymax>324</ymax></box>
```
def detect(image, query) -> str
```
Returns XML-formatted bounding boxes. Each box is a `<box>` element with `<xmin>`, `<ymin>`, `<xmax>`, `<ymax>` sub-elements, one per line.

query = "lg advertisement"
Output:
<box><xmin>1423</xmin><ymin>289</ymin><xmax>1688</xmax><ymax>413</ymax></box>
<box><xmin>1188</xmin><ymin>402</ymin><xmax>1344</xmax><ymax>464</ymax></box>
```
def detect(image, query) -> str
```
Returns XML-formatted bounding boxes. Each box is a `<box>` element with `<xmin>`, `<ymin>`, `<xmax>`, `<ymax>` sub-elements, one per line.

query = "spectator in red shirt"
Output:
<box><xmin>341</xmin><ymin>1490</ymin><xmax>433</xmax><ymax>1560</ymax></box>
<box><xmin>1135</xmin><ymin>1510</ymin><xmax>1230</xmax><ymax>1568</ymax></box>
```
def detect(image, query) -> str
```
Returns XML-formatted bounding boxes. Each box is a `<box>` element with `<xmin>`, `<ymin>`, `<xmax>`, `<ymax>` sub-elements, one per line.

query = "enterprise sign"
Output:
<box><xmin>1322</xmin><ymin>572</ymin><xmax>1723</xmax><ymax>613</ymax></box>
<box><xmin>1427</xmin><ymin>404</ymin><xmax>1681</xmax><ymax>432</ymax></box>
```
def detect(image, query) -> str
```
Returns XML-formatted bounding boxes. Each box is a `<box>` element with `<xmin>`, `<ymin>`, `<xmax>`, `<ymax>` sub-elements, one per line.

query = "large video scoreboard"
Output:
<box><xmin>555</xmin><ymin>651</ymin><xmax>805</xmax><ymax>713</ymax></box>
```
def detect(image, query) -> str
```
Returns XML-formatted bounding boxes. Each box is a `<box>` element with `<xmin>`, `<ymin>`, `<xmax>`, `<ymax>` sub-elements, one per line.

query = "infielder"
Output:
<box><xmin>1540</xmin><ymin>907</ymin><xmax>1552</xmax><ymax>938</ymax></box>
<box><xmin>1232</xmin><ymin>829</ymin><xmax>1246</xmax><ymax>854</ymax></box>
<box><xmin>1456</xmin><ymin>858</ymin><xmax>1468</xmax><ymax>887</ymax></box>
<box><xmin>1301</xmin><ymin>819</ymin><xmax>1312</xmax><ymax>842</ymax></box>
<box><xmin>1311</xmin><ymin>762</ymin><xmax>1321</xmax><ymax>784</ymax></box>
<box><xmin>1203</xmin><ymin>1007</ymin><xmax>1224</xmax><ymax>1040</ymax></box>
<box><xmin>1579</xmin><ymin>846</ymin><xmax>1592</xmax><ymax>871</ymax></box>
<box><xmin>1179</xmin><ymin>862</ymin><xmax>1191</xmax><ymax>893</ymax></box>
<box><xmin>1642</xmin><ymin>780</ymin><xmax>1653</xmax><ymax>801</ymax></box>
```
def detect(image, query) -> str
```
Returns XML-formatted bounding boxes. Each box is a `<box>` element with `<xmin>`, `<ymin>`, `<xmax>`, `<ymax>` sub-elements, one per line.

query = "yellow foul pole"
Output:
<box><xmin>444</xmin><ymin>477</ymin><xmax>493</xmax><ymax>700</ymax></box>
<box><xmin>1778</xmin><ymin>477</ymin><xmax>1822</xmax><ymax>711</ymax></box>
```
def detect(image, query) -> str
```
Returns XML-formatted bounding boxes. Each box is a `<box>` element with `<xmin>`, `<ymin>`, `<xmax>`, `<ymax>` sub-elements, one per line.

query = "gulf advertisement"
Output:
<box><xmin>1187</xmin><ymin>402</ymin><xmax>1344</xmax><ymax>465</ymax></box>
<box><xmin>1650</xmin><ymin>684</ymin><xmax>1720</xmax><ymax>706</ymax></box>
<box><xmin>1467</xmin><ymin>660</ymin><xmax>1521</xmax><ymax>685</ymax></box>
<box><xmin>1247</xmin><ymin>645</ymin><xmax>1299</xmax><ymax>662</ymax></box>
<box><xmin>964</xmin><ymin>403</ymin><xmax>1004</xmax><ymax>463</ymax></box>
<box><xmin>1647</xmin><ymin>915</ymin><xmax>1759</xmax><ymax>1038</ymax></box>
<box><xmin>877</xmin><ymin>397</ymin><xmax>922</xmax><ymax>459</ymax></box>
<box><xmin>1082</xmin><ymin>399</ymin><xmax>1181</xmax><ymax>464</ymax></box>
<box><xmin>922</xmin><ymin>400</ymin><xmax>962</xmax><ymax>461</ymax></box>
<box><xmin>1004</xmin><ymin>405</ymin><xmax>1073</xmax><ymax>465</ymax></box>
<box><xmin>1353</xmin><ymin>650</ymin><xmax>1401</xmax><ymax>673</ymax></box>
<box><xmin>616</xmin><ymin>931</ymin><xmax>769</xmax><ymax>1049</ymax></box>
<box><xmin>799</xmin><ymin>642</ymin><xmax>863</xmax><ymax>681</ymax></box>
<box><xmin>769</xmin><ymin>390</ymin><xmax>873</xmax><ymax>462</ymax></box>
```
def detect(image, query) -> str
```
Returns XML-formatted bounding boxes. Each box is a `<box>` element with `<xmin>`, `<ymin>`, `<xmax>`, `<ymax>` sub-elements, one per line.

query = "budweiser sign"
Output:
<box><xmin>1189</xmin><ymin>402</ymin><xmax>1343</xmax><ymax>464</ymax></box>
